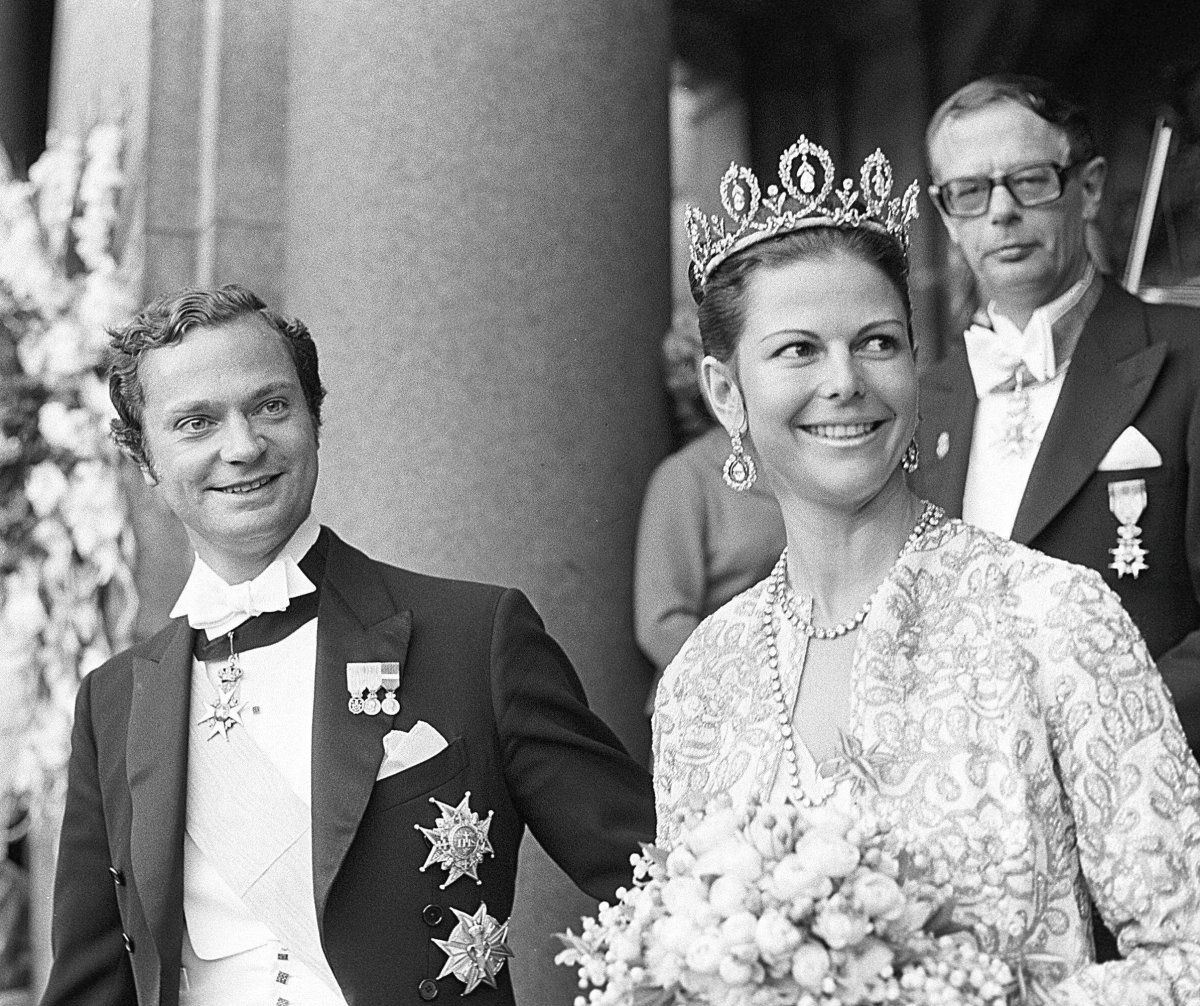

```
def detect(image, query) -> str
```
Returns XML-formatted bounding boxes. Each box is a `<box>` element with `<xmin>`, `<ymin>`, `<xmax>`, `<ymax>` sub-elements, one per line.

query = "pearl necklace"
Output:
<box><xmin>761</xmin><ymin>501</ymin><xmax>944</xmax><ymax>796</ymax></box>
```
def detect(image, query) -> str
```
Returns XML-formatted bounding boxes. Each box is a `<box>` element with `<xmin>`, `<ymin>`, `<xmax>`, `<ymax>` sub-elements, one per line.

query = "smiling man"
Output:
<box><xmin>41</xmin><ymin>284</ymin><xmax>654</xmax><ymax>1006</ymax></box>
<box><xmin>913</xmin><ymin>74</ymin><xmax>1200</xmax><ymax>959</ymax></box>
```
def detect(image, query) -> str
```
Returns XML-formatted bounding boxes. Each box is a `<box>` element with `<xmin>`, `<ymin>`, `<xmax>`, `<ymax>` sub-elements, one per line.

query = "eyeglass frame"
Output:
<box><xmin>928</xmin><ymin>160</ymin><xmax>1085</xmax><ymax>218</ymax></box>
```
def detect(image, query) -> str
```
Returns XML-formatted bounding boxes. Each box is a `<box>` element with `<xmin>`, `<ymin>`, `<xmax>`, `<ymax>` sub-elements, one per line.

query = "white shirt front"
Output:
<box><xmin>960</xmin><ymin>266</ymin><xmax>1098</xmax><ymax>539</ymax></box>
<box><xmin>961</xmin><ymin>371</ymin><xmax>1067</xmax><ymax>537</ymax></box>
<box><xmin>176</xmin><ymin>516</ymin><xmax>348</xmax><ymax>1006</ymax></box>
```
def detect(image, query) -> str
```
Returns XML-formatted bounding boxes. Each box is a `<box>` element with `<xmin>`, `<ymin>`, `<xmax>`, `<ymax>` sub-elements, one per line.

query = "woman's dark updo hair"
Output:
<box><xmin>696</xmin><ymin>225</ymin><xmax>913</xmax><ymax>363</ymax></box>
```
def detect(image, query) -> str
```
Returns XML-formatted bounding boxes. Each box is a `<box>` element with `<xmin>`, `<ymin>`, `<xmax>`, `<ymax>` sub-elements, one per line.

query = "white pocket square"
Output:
<box><xmin>377</xmin><ymin>721</ymin><xmax>449</xmax><ymax>781</ymax></box>
<box><xmin>1098</xmin><ymin>426</ymin><xmax>1162</xmax><ymax>471</ymax></box>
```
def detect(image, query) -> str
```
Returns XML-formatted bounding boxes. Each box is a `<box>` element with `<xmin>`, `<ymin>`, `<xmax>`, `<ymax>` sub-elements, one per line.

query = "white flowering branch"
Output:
<box><xmin>0</xmin><ymin>122</ymin><xmax>139</xmax><ymax>825</ymax></box>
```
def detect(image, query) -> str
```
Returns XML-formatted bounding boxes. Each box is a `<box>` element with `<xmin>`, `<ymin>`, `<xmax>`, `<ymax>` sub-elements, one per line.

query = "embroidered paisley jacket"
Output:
<box><xmin>653</xmin><ymin>519</ymin><xmax>1200</xmax><ymax>1005</ymax></box>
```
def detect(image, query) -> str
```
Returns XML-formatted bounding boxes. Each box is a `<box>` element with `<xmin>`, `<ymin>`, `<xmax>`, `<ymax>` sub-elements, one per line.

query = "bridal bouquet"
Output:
<box><xmin>558</xmin><ymin>798</ymin><xmax>1015</xmax><ymax>1006</ymax></box>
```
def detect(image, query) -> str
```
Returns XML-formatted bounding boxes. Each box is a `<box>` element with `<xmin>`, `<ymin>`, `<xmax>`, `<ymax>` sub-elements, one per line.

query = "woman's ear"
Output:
<box><xmin>700</xmin><ymin>354</ymin><xmax>746</xmax><ymax>435</ymax></box>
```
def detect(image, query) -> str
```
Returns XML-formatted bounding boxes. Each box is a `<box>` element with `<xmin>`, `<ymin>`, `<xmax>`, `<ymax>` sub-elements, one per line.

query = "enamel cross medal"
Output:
<box><xmin>198</xmin><ymin>630</ymin><xmax>246</xmax><ymax>740</ymax></box>
<box><xmin>1108</xmin><ymin>478</ymin><xmax>1149</xmax><ymax>578</ymax></box>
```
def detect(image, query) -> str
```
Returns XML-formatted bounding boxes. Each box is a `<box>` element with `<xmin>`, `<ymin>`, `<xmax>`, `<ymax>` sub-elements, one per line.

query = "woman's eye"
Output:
<box><xmin>858</xmin><ymin>334</ymin><xmax>900</xmax><ymax>355</ymax></box>
<box><xmin>778</xmin><ymin>341</ymin><xmax>817</xmax><ymax>360</ymax></box>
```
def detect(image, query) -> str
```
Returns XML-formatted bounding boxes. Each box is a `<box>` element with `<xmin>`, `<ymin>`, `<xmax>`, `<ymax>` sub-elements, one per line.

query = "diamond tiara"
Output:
<box><xmin>686</xmin><ymin>136</ymin><xmax>921</xmax><ymax>297</ymax></box>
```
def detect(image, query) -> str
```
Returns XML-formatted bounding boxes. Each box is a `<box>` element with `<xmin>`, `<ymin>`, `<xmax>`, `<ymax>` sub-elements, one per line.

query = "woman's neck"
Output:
<box><xmin>779</xmin><ymin>479</ymin><xmax>923</xmax><ymax>625</ymax></box>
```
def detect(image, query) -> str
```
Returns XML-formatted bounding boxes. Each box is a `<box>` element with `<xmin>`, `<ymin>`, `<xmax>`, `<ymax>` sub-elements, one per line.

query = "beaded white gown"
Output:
<box><xmin>653</xmin><ymin>518</ymin><xmax>1200</xmax><ymax>1005</ymax></box>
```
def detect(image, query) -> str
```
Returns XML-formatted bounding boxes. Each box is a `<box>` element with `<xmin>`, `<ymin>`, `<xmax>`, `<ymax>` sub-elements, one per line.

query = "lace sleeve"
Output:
<box><xmin>1041</xmin><ymin>568</ymin><xmax>1200</xmax><ymax>1004</ymax></box>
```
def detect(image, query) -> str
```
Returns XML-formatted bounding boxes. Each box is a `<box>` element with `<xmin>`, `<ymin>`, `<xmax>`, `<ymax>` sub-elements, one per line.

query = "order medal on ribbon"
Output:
<box><xmin>362</xmin><ymin>662</ymin><xmax>383</xmax><ymax>716</ymax></box>
<box><xmin>417</xmin><ymin>791</ymin><xmax>495</xmax><ymax>889</ymax></box>
<box><xmin>380</xmin><ymin>663</ymin><xmax>401</xmax><ymax>716</ymax></box>
<box><xmin>1108</xmin><ymin>478</ymin><xmax>1149</xmax><ymax>578</ymax></box>
<box><xmin>432</xmin><ymin>902</ymin><xmax>513</xmax><ymax>995</ymax></box>
<box><xmin>346</xmin><ymin>662</ymin><xmax>368</xmax><ymax>714</ymax></box>
<box><xmin>198</xmin><ymin>631</ymin><xmax>246</xmax><ymax>740</ymax></box>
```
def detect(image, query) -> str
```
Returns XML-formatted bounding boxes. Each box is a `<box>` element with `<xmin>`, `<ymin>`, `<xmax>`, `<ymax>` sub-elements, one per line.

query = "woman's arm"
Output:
<box><xmin>1044</xmin><ymin>568</ymin><xmax>1200</xmax><ymax>1004</ymax></box>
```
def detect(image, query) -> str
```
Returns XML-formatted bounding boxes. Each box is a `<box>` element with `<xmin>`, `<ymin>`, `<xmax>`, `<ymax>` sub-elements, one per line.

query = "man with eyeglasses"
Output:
<box><xmin>915</xmin><ymin>74</ymin><xmax>1200</xmax><ymax>784</ymax></box>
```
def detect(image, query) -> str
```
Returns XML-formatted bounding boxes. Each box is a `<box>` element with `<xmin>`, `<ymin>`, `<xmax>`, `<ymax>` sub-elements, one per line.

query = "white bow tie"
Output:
<box><xmin>963</xmin><ymin>307</ymin><xmax>1057</xmax><ymax>399</ymax></box>
<box><xmin>171</xmin><ymin>555</ymin><xmax>316</xmax><ymax>638</ymax></box>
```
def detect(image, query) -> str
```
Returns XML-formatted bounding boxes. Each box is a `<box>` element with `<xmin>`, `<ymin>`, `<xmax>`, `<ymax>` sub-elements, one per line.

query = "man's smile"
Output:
<box><xmin>212</xmin><ymin>473</ymin><xmax>281</xmax><ymax>494</ymax></box>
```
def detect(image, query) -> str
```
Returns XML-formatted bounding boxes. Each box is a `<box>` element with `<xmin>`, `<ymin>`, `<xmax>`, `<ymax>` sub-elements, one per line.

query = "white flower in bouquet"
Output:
<box><xmin>557</xmin><ymin>797</ymin><xmax>1016</xmax><ymax>1006</ymax></box>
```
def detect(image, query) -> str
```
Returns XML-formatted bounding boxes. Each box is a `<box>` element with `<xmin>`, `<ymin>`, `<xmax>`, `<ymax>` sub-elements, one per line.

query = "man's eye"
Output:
<box><xmin>177</xmin><ymin>417</ymin><xmax>211</xmax><ymax>434</ymax></box>
<box><xmin>949</xmin><ymin>178</ymin><xmax>985</xmax><ymax>198</ymax></box>
<box><xmin>260</xmin><ymin>398</ymin><xmax>287</xmax><ymax>415</ymax></box>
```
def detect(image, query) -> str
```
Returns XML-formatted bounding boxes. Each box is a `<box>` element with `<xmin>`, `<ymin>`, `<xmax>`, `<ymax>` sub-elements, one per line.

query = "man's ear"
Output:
<box><xmin>140</xmin><ymin>461</ymin><xmax>157</xmax><ymax>486</ymax></box>
<box><xmin>699</xmin><ymin>354</ymin><xmax>747</xmax><ymax>436</ymax></box>
<box><xmin>1079</xmin><ymin>155</ymin><xmax>1107</xmax><ymax>223</ymax></box>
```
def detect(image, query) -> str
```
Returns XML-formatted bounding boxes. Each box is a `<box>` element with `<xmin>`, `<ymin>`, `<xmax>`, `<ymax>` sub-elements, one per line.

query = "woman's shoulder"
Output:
<box><xmin>662</xmin><ymin>575</ymin><xmax>771</xmax><ymax>675</ymax></box>
<box><xmin>918</xmin><ymin>516</ymin><xmax>1105</xmax><ymax>589</ymax></box>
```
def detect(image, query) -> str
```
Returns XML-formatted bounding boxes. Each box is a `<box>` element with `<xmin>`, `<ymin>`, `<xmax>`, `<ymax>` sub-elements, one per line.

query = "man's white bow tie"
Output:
<box><xmin>173</xmin><ymin>556</ymin><xmax>316</xmax><ymax>638</ymax></box>
<box><xmin>962</xmin><ymin>307</ymin><xmax>1057</xmax><ymax>399</ymax></box>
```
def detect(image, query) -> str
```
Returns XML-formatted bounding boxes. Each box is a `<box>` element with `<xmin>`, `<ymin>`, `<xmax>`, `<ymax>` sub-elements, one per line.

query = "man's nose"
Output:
<box><xmin>218</xmin><ymin>415</ymin><xmax>266</xmax><ymax>463</ymax></box>
<box><xmin>986</xmin><ymin>180</ymin><xmax>1021</xmax><ymax>223</ymax></box>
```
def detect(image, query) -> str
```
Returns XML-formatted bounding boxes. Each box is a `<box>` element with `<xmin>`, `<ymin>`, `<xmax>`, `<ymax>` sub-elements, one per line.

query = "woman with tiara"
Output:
<box><xmin>652</xmin><ymin>137</ymin><xmax>1200</xmax><ymax>1000</ymax></box>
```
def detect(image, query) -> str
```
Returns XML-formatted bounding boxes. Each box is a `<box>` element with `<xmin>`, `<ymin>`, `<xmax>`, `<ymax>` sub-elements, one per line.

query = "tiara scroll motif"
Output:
<box><xmin>686</xmin><ymin>136</ymin><xmax>921</xmax><ymax>294</ymax></box>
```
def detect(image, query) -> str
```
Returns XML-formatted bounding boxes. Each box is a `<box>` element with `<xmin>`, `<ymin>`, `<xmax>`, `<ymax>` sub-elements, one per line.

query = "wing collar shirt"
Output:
<box><xmin>172</xmin><ymin>515</ymin><xmax>348</xmax><ymax>1005</ymax></box>
<box><xmin>961</xmin><ymin>263</ymin><xmax>1101</xmax><ymax>538</ymax></box>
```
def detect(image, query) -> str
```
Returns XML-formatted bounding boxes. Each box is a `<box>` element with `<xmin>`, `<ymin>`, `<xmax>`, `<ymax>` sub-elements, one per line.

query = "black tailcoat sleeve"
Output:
<box><xmin>489</xmin><ymin>587</ymin><xmax>654</xmax><ymax>900</ymax></box>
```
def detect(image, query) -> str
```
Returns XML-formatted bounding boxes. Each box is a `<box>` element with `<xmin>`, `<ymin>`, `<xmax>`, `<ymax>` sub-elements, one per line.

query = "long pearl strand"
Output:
<box><xmin>762</xmin><ymin>500</ymin><xmax>944</xmax><ymax>796</ymax></box>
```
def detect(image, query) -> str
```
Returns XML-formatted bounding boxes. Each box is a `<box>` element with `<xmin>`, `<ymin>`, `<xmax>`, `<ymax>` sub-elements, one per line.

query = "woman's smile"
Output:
<box><xmin>798</xmin><ymin>419</ymin><xmax>888</xmax><ymax>444</ymax></box>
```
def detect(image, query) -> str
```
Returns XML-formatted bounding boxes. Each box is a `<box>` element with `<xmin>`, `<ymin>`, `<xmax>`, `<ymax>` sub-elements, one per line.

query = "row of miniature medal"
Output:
<box><xmin>346</xmin><ymin>661</ymin><xmax>401</xmax><ymax>715</ymax></box>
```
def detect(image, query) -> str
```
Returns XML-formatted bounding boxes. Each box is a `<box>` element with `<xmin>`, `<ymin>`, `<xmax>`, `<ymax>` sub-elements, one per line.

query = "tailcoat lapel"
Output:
<box><xmin>1011</xmin><ymin>282</ymin><xmax>1165</xmax><ymax>544</ymax></box>
<box><xmin>918</xmin><ymin>348</ymin><xmax>976</xmax><ymax>518</ymax></box>
<box><xmin>127</xmin><ymin>618</ymin><xmax>193</xmax><ymax>960</ymax></box>
<box><xmin>310</xmin><ymin>532</ymin><xmax>413</xmax><ymax>928</ymax></box>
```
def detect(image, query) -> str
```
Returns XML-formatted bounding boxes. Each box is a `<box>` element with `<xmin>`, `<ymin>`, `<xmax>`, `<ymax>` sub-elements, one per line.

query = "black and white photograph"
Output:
<box><xmin>2</xmin><ymin>2</ymin><xmax>1200</xmax><ymax>1004</ymax></box>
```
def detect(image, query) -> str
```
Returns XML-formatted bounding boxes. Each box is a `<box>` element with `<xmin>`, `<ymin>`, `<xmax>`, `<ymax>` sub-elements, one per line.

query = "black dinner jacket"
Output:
<box><xmin>40</xmin><ymin>528</ymin><xmax>655</xmax><ymax>1006</ymax></box>
<box><xmin>915</xmin><ymin>278</ymin><xmax>1200</xmax><ymax>753</ymax></box>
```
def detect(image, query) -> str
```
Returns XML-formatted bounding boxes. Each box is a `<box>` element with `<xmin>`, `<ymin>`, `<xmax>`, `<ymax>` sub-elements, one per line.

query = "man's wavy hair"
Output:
<box><xmin>107</xmin><ymin>284</ymin><xmax>327</xmax><ymax>468</ymax></box>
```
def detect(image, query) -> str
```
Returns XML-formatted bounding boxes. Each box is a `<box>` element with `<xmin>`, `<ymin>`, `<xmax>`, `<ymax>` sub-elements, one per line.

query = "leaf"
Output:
<box><xmin>631</xmin><ymin>984</ymin><xmax>677</xmax><ymax>1006</ymax></box>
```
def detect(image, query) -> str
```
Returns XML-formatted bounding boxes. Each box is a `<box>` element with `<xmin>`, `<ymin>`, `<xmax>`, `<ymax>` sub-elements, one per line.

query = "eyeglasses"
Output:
<box><xmin>929</xmin><ymin>161</ymin><xmax>1081</xmax><ymax>218</ymax></box>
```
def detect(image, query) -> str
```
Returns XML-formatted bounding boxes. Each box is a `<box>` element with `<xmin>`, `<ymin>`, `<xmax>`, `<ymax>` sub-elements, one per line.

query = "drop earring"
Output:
<box><xmin>722</xmin><ymin>428</ymin><xmax>757</xmax><ymax>492</ymax></box>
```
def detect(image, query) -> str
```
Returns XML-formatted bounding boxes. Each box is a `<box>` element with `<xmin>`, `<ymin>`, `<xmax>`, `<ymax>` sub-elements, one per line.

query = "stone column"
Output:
<box><xmin>0</xmin><ymin>1</ymin><xmax>53</xmax><ymax>174</ymax></box>
<box><xmin>285</xmin><ymin>4</ymin><xmax>671</xmax><ymax>1004</ymax></box>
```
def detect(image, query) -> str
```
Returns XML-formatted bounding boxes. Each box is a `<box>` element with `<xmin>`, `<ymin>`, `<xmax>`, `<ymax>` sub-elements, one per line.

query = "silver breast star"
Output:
<box><xmin>416</xmin><ymin>791</ymin><xmax>495</xmax><ymax>889</ymax></box>
<box><xmin>432</xmin><ymin>903</ymin><xmax>513</xmax><ymax>994</ymax></box>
